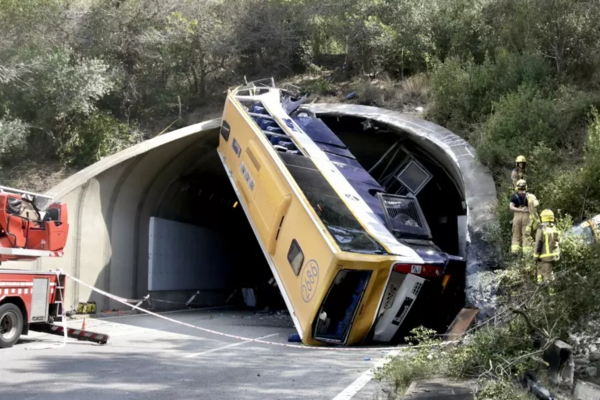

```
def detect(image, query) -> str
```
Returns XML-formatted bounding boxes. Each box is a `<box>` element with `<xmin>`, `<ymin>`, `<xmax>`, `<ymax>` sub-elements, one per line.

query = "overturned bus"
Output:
<box><xmin>217</xmin><ymin>79</ymin><xmax>466</xmax><ymax>346</ymax></box>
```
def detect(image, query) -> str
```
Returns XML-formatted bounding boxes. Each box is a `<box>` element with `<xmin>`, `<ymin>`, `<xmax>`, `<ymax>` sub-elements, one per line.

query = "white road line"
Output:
<box><xmin>184</xmin><ymin>333</ymin><xmax>279</xmax><ymax>359</ymax></box>
<box><xmin>332</xmin><ymin>350</ymin><xmax>400</xmax><ymax>400</ymax></box>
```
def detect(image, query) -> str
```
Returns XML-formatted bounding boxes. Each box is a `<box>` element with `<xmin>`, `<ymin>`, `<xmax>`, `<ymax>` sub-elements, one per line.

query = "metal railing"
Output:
<box><xmin>0</xmin><ymin>185</ymin><xmax>54</xmax><ymax>210</ymax></box>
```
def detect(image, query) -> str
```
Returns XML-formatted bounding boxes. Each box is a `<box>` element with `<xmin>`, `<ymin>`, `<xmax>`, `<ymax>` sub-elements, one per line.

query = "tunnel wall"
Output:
<box><xmin>5</xmin><ymin>119</ymin><xmax>221</xmax><ymax>310</ymax></box>
<box><xmin>5</xmin><ymin>105</ymin><xmax>497</xmax><ymax>314</ymax></box>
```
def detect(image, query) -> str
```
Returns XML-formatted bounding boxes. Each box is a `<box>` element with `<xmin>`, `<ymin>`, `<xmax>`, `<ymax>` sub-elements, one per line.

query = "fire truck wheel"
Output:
<box><xmin>0</xmin><ymin>303</ymin><xmax>23</xmax><ymax>348</ymax></box>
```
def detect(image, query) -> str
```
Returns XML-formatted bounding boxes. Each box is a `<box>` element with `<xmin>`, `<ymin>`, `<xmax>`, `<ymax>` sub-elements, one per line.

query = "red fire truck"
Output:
<box><xmin>0</xmin><ymin>185</ymin><xmax>108</xmax><ymax>348</ymax></box>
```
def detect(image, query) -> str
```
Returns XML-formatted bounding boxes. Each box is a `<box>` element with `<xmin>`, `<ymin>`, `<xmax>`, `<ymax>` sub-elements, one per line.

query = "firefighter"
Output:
<box><xmin>533</xmin><ymin>209</ymin><xmax>560</xmax><ymax>283</ymax></box>
<box><xmin>511</xmin><ymin>155</ymin><xmax>527</xmax><ymax>187</ymax></box>
<box><xmin>510</xmin><ymin>179</ymin><xmax>539</xmax><ymax>254</ymax></box>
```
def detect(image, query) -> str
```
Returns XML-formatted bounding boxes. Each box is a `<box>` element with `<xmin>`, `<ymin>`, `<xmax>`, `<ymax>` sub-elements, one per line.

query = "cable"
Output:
<box><xmin>63</xmin><ymin>271</ymin><xmax>458</xmax><ymax>352</ymax></box>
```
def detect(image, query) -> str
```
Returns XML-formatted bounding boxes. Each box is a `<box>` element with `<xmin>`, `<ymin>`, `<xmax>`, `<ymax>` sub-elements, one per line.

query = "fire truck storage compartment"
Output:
<box><xmin>31</xmin><ymin>278</ymin><xmax>49</xmax><ymax>322</ymax></box>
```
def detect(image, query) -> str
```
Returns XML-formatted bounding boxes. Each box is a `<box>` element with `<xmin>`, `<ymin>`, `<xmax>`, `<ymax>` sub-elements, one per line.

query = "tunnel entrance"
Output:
<box><xmin>148</xmin><ymin>132</ymin><xmax>285</xmax><ymax>311</ymax></box>
<box><xmin>37</xmin><ymin>108</ymin><xmax>495</xmax><ymax>330</ymax></box>
<box><xmin>145</xmin><ymin>115</ymin><xmax>465</xmax><ymax>313</ymax></box>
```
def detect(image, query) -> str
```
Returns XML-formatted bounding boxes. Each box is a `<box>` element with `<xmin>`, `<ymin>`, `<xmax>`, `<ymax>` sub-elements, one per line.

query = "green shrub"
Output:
<box><xmin>303</xmin><ymin>78</ymin><xmax>336</xmax><ymax>96</ymax></box>
<box><xmin>476</xmin><ymin>379</ymin><xmax>532</xmax><ymax>400</ymax></box>
<box><xmin>375</xmin><ymin>327</ymin><xmax>442</xmax><ymax>396</ymax></box>
<box><xmin>428</xmin><ymin>52</ymin><xmax>552</xmax><ymax>135</ymax></box>
<box><xmin>0</xmin><ymin>116</ymin><xmax>29</xmax><ymax>163</ymax></box>
<box><xmin>391</xmin><ymin>74</ymin><xmax>430</xmax><ymax>108</ymax></box>
<box><xmin>12</xmin><ymin>46</ymin><xmax>114</xmax><ymax>123</ymax></box>
<box><xmin>476</xmin><ymin>85</ymin><xmax>554</xmax><ymax>171</ymax></box>
<box><xmin>377</xmin><ymin>211</ymin><xmax>600</xmax><ymax>398</ymax></box>
<box><xmin>63</xmin><ymin>111</ymin><xmax>140</xmax><ymax>167</ymax></box>
<box><xmin>475</xmin><ymin>84</ymin><xmax>595</xmax><ymax>180</ymax></box>
<box><xmin>535</xmin><ymin>107</ymin><xmax>600</xmax><ymax>219</ymax></box>
<box><xmin>350</xmin><ymin>77</ymin><xmax>392</xmax><ymax>107</ymax></box>
<box><xmin>427</xmin><ymin>58</ymin><xmax>473</xmax><ymax>129</ymax></box>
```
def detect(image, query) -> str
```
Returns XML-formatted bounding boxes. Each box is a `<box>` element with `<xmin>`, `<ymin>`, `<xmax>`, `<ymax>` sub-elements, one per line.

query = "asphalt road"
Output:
<box><xmin>0</xmin><ymin>308</ymin><xmax>393</xmax><ymax>400</ymax></box>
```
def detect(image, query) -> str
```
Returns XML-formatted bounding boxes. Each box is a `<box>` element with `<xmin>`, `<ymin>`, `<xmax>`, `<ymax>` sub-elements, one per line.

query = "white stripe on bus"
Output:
<box><xmin>235</xmin><ymin>89</ymin><xmax>421</xmax><ymax>260</ymax></box>
<box><xmin>229</xmin><ymin>97</ymin><xmax>337</xmax><ymax>254</ymax></box>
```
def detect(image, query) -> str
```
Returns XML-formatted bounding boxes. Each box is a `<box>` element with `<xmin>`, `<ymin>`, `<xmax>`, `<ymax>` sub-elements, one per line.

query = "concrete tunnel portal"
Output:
<box><xmin>27</xmin><ymin>104</ymin><xmax>497</xmax><ymax>321</ymax></box>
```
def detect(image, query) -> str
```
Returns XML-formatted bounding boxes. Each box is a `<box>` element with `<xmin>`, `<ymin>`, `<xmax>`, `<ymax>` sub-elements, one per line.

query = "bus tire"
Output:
<box><xmin>0</xmin><ymin>303</ymin><xmax>23</xmax><ymax>348</ymax></box>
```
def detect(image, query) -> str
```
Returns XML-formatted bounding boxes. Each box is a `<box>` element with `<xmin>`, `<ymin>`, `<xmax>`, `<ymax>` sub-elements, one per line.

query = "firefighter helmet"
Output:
<box><xmin>516</xmin><ymin>179</ymin><xmax>527</xmax><ymax>190</ymax></box>
<box><xmin>541</xmin><ymin>209</ymin><xmax>555</xmax><ymax>223</ymax></box>
<box><xmin>516</xmin><ymin>155</ymin><xmax>527</xmax><ymax>163</ymax></box>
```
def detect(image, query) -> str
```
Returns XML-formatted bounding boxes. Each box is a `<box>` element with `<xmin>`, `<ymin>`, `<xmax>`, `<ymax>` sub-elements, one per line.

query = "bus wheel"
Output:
<box><xmin>0</xmin><ymin>303</ymin><xmax>23</xmax><ymax>348</ymax></box>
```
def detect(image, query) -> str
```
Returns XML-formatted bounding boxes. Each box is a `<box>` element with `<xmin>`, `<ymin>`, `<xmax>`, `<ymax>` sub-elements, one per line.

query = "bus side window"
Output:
<box><xmin>288</xmin><ymin>239</ymin><xmax>304</xmax><ymax>276</ymax></box>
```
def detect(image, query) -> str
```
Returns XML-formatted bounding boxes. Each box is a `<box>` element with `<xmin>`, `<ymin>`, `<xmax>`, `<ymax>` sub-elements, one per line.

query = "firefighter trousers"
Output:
<box><xmin>512</xmin><ymin>211</ymin><xmax>532</xmax><ymax>254</ymax></box>
<box><xmin>537</xmin><ymin>261</ymin><xmax>554</xmax><ymax>283</ymax></box>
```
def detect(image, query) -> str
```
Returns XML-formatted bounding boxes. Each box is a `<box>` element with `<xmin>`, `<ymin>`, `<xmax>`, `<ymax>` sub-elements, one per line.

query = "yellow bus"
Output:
<box><xmin>217</xmin><ymin>79</ymin><xmax>465</xmax><ymax>346</ymax></box>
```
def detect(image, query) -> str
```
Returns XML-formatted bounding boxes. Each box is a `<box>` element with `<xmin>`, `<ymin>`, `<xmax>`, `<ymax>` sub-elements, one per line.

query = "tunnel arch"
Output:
<box><xmin>24</xmin><ymin>107</ymin><xmax>496</xmax><ymax>313</ymax></box>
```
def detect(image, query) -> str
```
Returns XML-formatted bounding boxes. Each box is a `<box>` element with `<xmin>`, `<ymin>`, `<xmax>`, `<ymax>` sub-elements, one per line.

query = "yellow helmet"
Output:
<box><xmin>516</xmin><ymin>155</ymin><xmax>527</xmax><ymax>163</ymax></box>
<box><xmin>515</xmin><ymin>179</ymin><xmax>527</xmax><ymax>190</ymax></box>
<box><xmin>541</xmin><ymin>209</ymin><xmax>555</xmax><ymax>223</ymax></box>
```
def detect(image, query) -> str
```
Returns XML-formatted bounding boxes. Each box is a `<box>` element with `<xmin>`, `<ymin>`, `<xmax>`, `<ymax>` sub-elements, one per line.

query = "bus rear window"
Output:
<box><xmin>314</xmin><ymin>270</ymin><xmax>371</xmax><ymax>343</ymax></box>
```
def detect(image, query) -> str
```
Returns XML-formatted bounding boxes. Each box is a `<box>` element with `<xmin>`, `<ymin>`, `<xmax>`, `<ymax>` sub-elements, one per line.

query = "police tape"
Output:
<box><xmin>64</xmin><ymin>272</ymin><xmax>457</xmax><ymax>352</ymax></box>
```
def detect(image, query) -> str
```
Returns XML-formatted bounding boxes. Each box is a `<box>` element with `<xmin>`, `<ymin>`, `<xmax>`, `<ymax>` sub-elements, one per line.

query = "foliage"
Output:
<box><xmin>28</xmin><ymin>47</ymin><xmax>113</xmax><ymax>119</ymax></box>
<box><xmin>2</xmin><ymin>1</ymin><xmax>600</xmax><ymax>398</ymax></box>
<box><xmin>302</xmin><ymin>78</ymin><xmax>336</xmax><ymax>96</ymax></box>
<box><xmin>63</xmin><ymin>111</ymin><xmax>141</xmax><ymax>167</ymax></box>
<box><xmin>532</xmin><ymin>107</ymin><xmax>600</xmax><ymax>219</ymax></box>
<box><xmin>428</xmin><ymin>52</ymin><xmax>552</xmax><ymax>134</ymax></box>
<box><xmin>0</xmin><ymin>0</ymin><xmax>599</xmax><ymax>174</ymax></box>
<box><xmin>476</xmin><ymin>85</ymin><xmax>556</xmax><ymax>173</ymax></box>
<box><xmin>374</xmin><ymin>327</ymin><xmax>443</xmax><ymax>397</ymax></box>
<box><xmin>349</xmin><ymin>77</ymin><xmax>393</xmax><ymax>107</ymax></box>
<box><xmin>0</xmin><ymin>116</ymin><xmax>29</xmax><ymax>162</ymax></box>
<box><xmin>475</xmin><ymin>379</ymin><xmax>532</xmax><ymax>400</ymax></box>
<box><xmin>396</xmin><ymin>74</ymin><xmax>430</xmax><ymax>107</ymax></box>
<box><xmin>377</xmin><ymin>215</ymin><xmax>600</xmax><ymax>397</ymax></box>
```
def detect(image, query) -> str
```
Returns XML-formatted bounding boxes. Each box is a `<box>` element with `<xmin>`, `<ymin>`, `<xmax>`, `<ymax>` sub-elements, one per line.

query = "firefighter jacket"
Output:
<box><xmin>534</xmin><ymin>223</ymin><xmax>560</xmax><ymax>262</ymax></box>
<box><xmin>510</xmin><ymin>192</ymin><xmax>539</xmax><ymax>232</ymax></box>
<box><xmin>511</xmin><ymin>168</ymin><xmax>526</xmax><ymax>186</ymax></box>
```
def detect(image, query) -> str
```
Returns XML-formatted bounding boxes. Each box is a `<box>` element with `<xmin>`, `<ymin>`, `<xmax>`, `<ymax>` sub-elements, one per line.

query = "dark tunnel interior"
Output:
<box><xmin>152</xmin><ymin>138</ymin><xmax>285</xmax><ymax>309</ymax></box>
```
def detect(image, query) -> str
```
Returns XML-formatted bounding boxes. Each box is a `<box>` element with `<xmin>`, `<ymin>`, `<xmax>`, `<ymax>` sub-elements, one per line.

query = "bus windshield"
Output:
<box><xmin>279</xmin><ymin>152</ymin><xmax>387</xmax><ymax>254</ymax></box>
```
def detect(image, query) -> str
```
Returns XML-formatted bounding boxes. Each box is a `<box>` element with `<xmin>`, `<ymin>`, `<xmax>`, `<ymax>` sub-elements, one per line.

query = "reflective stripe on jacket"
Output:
<box><xmin>534</xmin><ymin>224</ymin><xmax>560</xmax><ymax>261</ymax></box>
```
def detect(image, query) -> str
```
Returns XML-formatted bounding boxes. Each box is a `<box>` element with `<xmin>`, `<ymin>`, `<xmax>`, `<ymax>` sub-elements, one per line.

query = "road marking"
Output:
<box><xmin>184</xmin><ymin>333</ymin><xmax>279</xmax><ymax>358</ymax></box>
<box><xmin>332</xmin><ymin>350</ymin><xmax>400</xmax><ymax>400</ymax></box>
